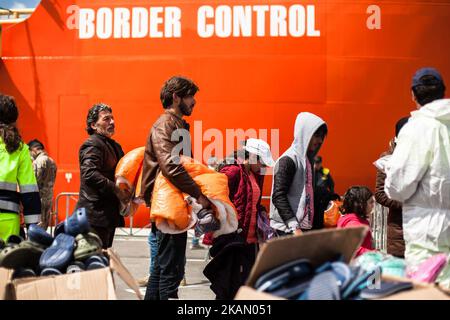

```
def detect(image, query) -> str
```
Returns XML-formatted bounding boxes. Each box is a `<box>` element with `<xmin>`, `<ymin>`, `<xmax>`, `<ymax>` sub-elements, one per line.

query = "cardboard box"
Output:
<box><xmin>1</xmin><ymin>249</ymin><xmax>142</xmax><ymax>300</ymax></box>
<box><xmin>235</xmin><ymin>227</ymin><xmax>450</xmax><ymax>300</ymax></box>
<box><xmin>0</xmin><ymin>268</ymin><xmax>13</xmax><ymax>300</ymax></box>
<box><xmin>377</xmin><ymin>274</ymin><xmax>449</xmax><ymax>300</ymax></box>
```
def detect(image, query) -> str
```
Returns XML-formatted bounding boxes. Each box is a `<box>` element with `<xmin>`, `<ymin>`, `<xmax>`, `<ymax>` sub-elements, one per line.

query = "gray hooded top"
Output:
<box><xmin>270</xmin><ymin>112</ymin><xmax>326</xmax><ymax>232</ymax></box>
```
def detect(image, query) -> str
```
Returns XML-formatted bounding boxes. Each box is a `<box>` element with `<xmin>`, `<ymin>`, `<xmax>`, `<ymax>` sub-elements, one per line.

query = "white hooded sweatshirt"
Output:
<box><xmin>270</xmin><ymin>112</ymin><xmax>326</xmax><ymax>232</ymax></box>
<box><xmin>385</xmin><ymin>98</ymin><xmax>450</xmax><ymax>286</ymax></box>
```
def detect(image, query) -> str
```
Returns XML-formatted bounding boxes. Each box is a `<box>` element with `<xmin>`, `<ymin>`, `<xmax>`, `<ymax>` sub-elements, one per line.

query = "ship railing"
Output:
<box><xmin>0</xmin><ymin>8</ymin><xmax>34</xmax><ymax>24</ymax></box>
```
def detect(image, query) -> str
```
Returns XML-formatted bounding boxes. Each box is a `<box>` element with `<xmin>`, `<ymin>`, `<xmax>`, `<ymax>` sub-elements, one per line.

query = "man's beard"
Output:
<box><xmin>97</xmin><ymin>126</ymin><xmax>114</xmax><ymax>138</ymax></box>
<box><xmin>179</xmin><ymin>100</ymin><xmax>193</xmax><ymax>116</ymax></box>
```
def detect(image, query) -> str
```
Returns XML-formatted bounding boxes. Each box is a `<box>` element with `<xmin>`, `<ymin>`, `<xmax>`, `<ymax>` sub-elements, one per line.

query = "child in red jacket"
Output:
<box><xmin>337</xmin><ymin>186</ymin><xmax>375</xmax><ymax>257</ymax></box>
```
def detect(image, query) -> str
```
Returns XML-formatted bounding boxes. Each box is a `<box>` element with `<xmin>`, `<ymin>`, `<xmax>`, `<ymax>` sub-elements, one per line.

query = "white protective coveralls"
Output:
<box><xmin>385</xmin><ymin>98</ymin><xmax>450</xmax><ymax>288</ymax></box>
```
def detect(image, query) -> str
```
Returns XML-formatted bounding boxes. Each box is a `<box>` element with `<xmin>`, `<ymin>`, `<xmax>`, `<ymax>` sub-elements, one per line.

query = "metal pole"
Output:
<box><xmin>129</xmin><ymin>214</ymin><xmax>133</xmax><ymax>236</ymax></box>
<box><xmin>65</xmin><ymin>195</ymin><xmax>70</xmax><ymax>220</ymax></box>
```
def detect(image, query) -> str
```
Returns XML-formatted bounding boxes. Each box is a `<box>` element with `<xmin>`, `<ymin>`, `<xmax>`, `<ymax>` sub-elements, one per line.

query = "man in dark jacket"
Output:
<box><xmin>313</xmin><ymin>155</ymin><xmax>338</xmax><ymax>229</ymax></box>
<box><xmin>140</xmin><ymin>76</ymin><xmax>212</xmax><ymax>300</ymax></box>
<box><xmin>76</xmin><ymin>103</ymin><xmax>129</xmax><ymax>249</ymax></box>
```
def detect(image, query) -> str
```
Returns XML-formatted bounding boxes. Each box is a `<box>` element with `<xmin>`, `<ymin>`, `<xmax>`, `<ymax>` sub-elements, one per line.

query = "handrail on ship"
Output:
<box><xmin>0</xmin><ymin>8</ymin><xmax>34</xmax><ymax>24</ymax></box>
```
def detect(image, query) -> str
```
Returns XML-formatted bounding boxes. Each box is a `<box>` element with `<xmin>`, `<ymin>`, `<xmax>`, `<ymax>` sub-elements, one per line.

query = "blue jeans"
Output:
<box><xmin>144</xmin><ymin>230</ymin><xmax>187</xmax><ymax>300</ymax></box>
<box><xmin>148</xmin><ymin>228</ymin><xmax>158</xmax><ymax>275</ymax></box>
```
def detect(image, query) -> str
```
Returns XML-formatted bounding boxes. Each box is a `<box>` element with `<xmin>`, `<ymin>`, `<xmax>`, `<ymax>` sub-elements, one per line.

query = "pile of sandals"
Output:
<box><xmin>0</xmin><ymin>208</ymin><xmax>109</xmax><ymax>278</ymax></box>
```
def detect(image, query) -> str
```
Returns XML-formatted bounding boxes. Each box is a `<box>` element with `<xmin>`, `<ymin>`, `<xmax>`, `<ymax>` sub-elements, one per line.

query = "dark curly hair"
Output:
<box><xmin>0</xmin><ymin>94</ymin><xmax>23</xmax><ymax>154</ymax></box>
<box><xmin>340</xmin><ymin>186</ymin><xmax>373</xmax><ymax>219</ymax></box>
<box><xmin>86</xmin><ymin>103</ymin><xmax>112</xmax><ymax>135</ymax></box>
<box><xmin>160</xmin><ymin>76</ymin><xmax>199</xmax><ymax>108</ymax></box>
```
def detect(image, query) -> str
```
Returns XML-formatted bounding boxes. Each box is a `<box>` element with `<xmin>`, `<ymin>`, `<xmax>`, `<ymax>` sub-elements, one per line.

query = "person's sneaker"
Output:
<box><xmin>180</xmin><ymin>277</ymin><xmax>187</xmax><ymax>287</ymax></box>
<box><xmin>137</xmin><ymin>275</ymin><xmax>149</xmax><ymax>287</ymax></box>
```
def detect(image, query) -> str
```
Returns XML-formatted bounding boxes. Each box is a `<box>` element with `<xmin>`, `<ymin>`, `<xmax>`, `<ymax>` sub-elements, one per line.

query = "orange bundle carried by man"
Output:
<box><xmin>115</xmin><ymin>146</ymin><xmax>145</xmax><ymax>217</ymax></box>
<box><xmin>150</xmin><ymin>156</ymin><xmax>238</xmax><ymax>237</ymax></box>
<box><xmin>115</xmin><ymin>148</ymin><xmax>238</xmax><ymax>237</ymax></box>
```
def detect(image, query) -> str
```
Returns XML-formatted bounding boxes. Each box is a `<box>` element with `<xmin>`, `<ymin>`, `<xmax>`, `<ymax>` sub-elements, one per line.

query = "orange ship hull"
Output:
<box><xmin>1</xmin><ymin>0</ymin><xmax>449</xmax><ymax>227</ymax></box>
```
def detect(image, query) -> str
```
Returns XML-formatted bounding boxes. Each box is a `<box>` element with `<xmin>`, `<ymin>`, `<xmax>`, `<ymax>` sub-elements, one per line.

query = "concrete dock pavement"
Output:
<box><xmin>111</xmin><ymin>228</ymin><xmax>215</xmax><ymax>300</ymax></box>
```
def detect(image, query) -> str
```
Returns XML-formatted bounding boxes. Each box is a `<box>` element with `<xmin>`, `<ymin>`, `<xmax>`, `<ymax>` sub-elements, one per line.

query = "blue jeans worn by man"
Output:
<box><xmin>148</xmin><ymin>224</ymin><xmax>158</xmax><ymax>274</ymax></box>
<box><xmin>144</xmin><ymin>230</ymin><xmax>187</xmax><ymax>300</ymax></box>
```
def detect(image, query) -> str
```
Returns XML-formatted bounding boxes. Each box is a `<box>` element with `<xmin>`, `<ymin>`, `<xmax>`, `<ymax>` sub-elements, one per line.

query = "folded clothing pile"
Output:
<box><xmin>254</xmin><ymin>255</ymin><xmax>414</xmax><ymax>300</ymax></box>
<box><xmin>353</xmin><ymin>251</ymin><xmax>407</xmax><ymax>278</ymax></box>
<box><xmin>0</xmin><ymin>208</ymin><xmax>110</xmax><ymax>279</ymax></box>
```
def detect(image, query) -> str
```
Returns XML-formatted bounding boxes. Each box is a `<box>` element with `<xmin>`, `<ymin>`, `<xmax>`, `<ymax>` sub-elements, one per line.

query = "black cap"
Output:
<box><xmin>411</xmin><ymin>67</ymin><xmax>444</xmax><ymax>88</ymax></box>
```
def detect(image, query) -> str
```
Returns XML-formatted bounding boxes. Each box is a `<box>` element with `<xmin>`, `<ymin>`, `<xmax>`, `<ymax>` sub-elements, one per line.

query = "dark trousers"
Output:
<box><xmin>217</xmin><ymin>243</ymin><xmax>258</xmax><ymax>300</ymax></box>
<box><xmin>91</xmin><ymin>225</ymin><xmax>116</xmax><ymax>249</ymax></box>
<box><xmin>144</xmin><ymin>230</ymin><xmax>187</xmax><ymax>300</ymax></box>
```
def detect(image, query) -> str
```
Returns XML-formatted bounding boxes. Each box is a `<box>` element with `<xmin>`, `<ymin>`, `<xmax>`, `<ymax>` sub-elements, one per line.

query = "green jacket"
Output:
<box><xmin>0</xmin><ymin>140</ymin><xmax>41</xmax><ymax>224</ymax></box>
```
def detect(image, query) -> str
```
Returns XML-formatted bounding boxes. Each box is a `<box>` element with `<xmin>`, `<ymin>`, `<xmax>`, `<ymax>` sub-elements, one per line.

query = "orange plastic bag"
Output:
<box><xmin>150</xmin><ymin>171</ymin><xmax>191</xmax><ymax>230</ymax></box>
<box><xmin>115</xmin><ymin>146</ymin><xmax>145</xmax><ymax>217</ymax></box>
<box><xmin>135</xmin><ymin>167</ymin><xmax>143</xmax><ymax>198</ymax></box>
<box><xmin>150</xmin><ymin>156</ymin><xmax>237</xmax><ymax>235</ymax></box>
<box><xmin>115</xmin><ymin>146</ymin><xmax>145</xmax><ymax>189</ymax></box>
<box><xmin>324</xmin><ymin>200</ymin><xmax>342</xmax><ymax>228</ymax></box>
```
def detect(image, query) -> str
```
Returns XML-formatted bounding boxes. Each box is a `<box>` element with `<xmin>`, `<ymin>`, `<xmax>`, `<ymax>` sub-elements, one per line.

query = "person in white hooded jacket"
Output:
<box><xmin>270</xmin><ymin>112</ymin><xmax>327</xmax><ymax>235</ymax></box>
<box><xmin>384</xmin><ymin>67</ymin><xmax>450</xmax><ymax>289</ymax></box>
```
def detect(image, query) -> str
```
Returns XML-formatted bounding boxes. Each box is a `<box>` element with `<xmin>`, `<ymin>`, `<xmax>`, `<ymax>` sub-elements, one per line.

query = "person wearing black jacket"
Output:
<box><xmin>76</xmin><ymin>103</ymin><xmax>130</xmax><ymax>249</ymax></box>
<box><xmin>313</xmin><ymin>155</ymin><xmax>339</xmax><ymax>229</ymax></box>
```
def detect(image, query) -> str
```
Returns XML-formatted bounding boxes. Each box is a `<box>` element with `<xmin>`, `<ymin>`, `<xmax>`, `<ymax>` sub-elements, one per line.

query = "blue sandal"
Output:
<box><xmin>39</xmin><ymin>233</ymin><xmax>76</xmax><ymax>271</ymax></box>
<box><xmin>64</xmin><ymin>208</ymin><xmax>90</xmax><ymax>236</ymax></box>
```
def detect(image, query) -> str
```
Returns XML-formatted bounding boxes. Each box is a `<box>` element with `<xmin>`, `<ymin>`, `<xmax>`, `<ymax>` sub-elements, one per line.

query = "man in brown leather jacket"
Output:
<box><xmin>140</xmin><ymin>76</ymin><xmax>212</xmax><ymax>300</ymax></box>
<box><xmin>76</xmin><ymin>103</ymin><xmax>130</xmax><ymax>249</ymax></box>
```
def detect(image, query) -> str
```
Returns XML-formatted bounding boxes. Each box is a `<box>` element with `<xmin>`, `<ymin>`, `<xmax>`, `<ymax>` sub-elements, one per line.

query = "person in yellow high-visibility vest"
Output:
<box><xmin>0</xmin><ymin>94</ymin><xmax>41</xmax><ymax>241</ymax></box>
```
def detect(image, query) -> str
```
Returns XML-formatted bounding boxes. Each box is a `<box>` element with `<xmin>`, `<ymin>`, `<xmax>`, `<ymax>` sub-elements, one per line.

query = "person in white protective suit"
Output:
<box><xmin>384</xmin><ymin>67</ymin><xmax>450</xmax><ymax>289</ymax></box>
